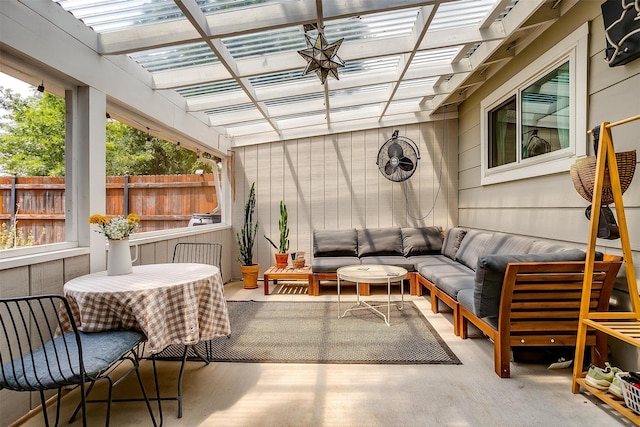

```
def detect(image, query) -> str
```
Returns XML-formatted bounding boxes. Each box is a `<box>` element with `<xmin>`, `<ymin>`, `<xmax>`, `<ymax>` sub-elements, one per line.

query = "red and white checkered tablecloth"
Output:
<box><xmin>63</xmin><ymin>263</ymin><xmax>230</xmax><ymax>354</ymax></box>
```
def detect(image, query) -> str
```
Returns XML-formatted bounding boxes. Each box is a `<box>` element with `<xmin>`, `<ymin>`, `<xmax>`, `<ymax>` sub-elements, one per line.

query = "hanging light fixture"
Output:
<box><xmin>297</xmin><ymin>29</ymin><xmax>345</xmax><ymax>84</ymax></box>
<box><xmin>33</xmin><ymin>81</ymin><xmax>45</xmax><ymax>99</ymax></box>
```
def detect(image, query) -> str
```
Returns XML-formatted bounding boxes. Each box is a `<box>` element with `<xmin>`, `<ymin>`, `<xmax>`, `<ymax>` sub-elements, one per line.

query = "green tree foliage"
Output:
<box><xmin>105</xmin><ymin>121</ymin><xmax>212</xmax><ymax>175</ymax></box>
<box><xmin>0</xmin><ymin>87</ymin><xmax>212</xmax><ymax>176</ymax></box>
<box><xmin>0</xmin><ymin>89</ymin><xmax>65</xmax><ymax>176</ymax></box>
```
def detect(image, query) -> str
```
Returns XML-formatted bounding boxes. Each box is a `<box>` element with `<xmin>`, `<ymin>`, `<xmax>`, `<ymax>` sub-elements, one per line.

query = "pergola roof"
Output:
<box><xmin>4</xmin><ymin>0</ymin><xmax>567</xmax><ymax>152</ymax></box>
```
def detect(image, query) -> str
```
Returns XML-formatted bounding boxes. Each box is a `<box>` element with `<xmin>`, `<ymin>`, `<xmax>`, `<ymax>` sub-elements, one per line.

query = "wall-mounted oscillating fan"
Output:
<box><xmin>376</xmin><ymin>130</ymin><xmax>420</xmax><ymax>182</ymax></box>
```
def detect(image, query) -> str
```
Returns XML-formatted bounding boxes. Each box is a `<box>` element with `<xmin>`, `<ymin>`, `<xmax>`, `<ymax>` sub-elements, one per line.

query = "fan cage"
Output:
<box><xmin>376</xmin><ymin>132</ymin><xmax>420</xmax><ymax>182</ymax></box>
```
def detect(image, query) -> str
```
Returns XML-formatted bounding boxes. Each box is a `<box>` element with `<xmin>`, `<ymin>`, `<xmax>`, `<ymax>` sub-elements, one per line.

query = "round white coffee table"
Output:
<box><xmin>337</xmin><ymin>264</ymin><xmax>408</xmax><ymax>326</ymax></box>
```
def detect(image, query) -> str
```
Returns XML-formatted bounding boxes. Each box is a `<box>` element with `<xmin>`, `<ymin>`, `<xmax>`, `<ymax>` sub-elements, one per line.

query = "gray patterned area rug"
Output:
<box><xmin>205</xmin><ymin>301</ymin><xmax>461</xmax><ymax>365</ymax></box>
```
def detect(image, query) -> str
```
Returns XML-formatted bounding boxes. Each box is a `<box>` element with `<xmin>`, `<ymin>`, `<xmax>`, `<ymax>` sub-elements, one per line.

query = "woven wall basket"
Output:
<box><xmin>570</xmin><ymin>150</ymin><xmax>636</xmax><ymax>205</ymax></box>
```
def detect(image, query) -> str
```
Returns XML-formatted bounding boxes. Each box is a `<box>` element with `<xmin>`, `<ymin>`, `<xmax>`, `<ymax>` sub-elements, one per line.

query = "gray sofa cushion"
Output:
<box><xmin>418</xmin><ymin>262</ymin><xmax>475</xmax><ymax>300</ymax></box>
<box><xmin>455</xmin><ymin>230</ymin><xmax>493</xmax><ymax>271</ymax></box>
<box><xmin>401</xmin><ymin>227</ymin><xmax>443</xmax><ymax>256</ymax></box>
<box><xmin>311</xmin><ymin>256</ymin><xmax>360</xmax><ymax>273</ymax></box>
<box><xmin>409</xmin><ymin>254</ymin><xmax>451</xmax><ymax>271</ymax></box>
<box><xmin>457</xmin><ymin>288</ymin><xmax>475</xmax><ymax>312</ymax></box>
<box><xmin>528</xmin><ymin>240</ymin><xmax>573</xmax><ymax>254</ymax></box>
<box><xmin>441</xmin><ymin>227</ymin><xmax>467</xmax><ymax>260</ymax></box>
<box><xmin>472</xmin><ymin>249</ymin><xmax>598</xmax><ymax>319</ymax></box>
<box><xmin>483</xmin><ymin>232</ymin><xmax>534</xmax><ymax>256</ymax></box>
<box><xmin>357</xmin><ymin>228</ymin><xmax>403</xmax><ymax>257</ymax></box>
<box><xmin>313</xmin><ymin>229</ymin><xmax>358</xmax><ymax>257</ymax></box>
<box><xmin>433</xmin><ymin>273</ymin><xmax>475</xmax><ymax>300</ymax></box>
<box><xmin>360</xmin><ymin>255</ymin><xmax>417</xmax><ymax>271</ymax></box>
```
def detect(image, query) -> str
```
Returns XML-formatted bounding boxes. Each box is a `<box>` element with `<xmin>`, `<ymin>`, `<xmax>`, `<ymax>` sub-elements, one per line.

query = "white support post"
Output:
<box><xmin>71</xmin><ymin>86</ymin><xmax>107</xmax><ymax>272</ymax></box>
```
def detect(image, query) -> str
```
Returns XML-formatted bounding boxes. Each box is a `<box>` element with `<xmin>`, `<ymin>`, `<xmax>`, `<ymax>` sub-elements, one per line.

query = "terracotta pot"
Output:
<box><xmin>240</xmin><ymin>264</ymin><xmax>260</xmax><ymax>289</ymax></box>
<box><xmin>274</xmin><ymin>253</ymin><xmax>289</xmax><ymax>268</ymax></box>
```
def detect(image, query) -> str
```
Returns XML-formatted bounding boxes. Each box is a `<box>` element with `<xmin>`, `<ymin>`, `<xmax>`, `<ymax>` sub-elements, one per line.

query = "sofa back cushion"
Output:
<box><xmin>401</xmin><ymin>227</ymin><xmax>443</xmax><ymax>256</ymax></box>
<box><xmin>483</xmin><ymin>232</ymin><xmax>534</xmax><ymax>256</ymax></box>
<box><xmin>473</xmin><ymin>249</ymin><xmax>601</xmax><ymax>318</ymax></box>
<box><xmin>313</xmin><ymin>229</ymin><xmax>358</xmax><ymax>257</ymax></box>
<box><xmin>357</xmin><ymin>228</ymin><xmax>403</xmax><ymax>257</ymax></box>
<box><xmin>527</xmin><ymin>239</ymin><xmax>574</xmax><ymax>254</ymax></box>
<box><xmin>441</xmin><ymin>227</ymin><xmax>467</xmax><ymax>260</ymax></box>
<box><xmin>455</xmin><ymin>230</ymin><xmax>493</xmax><ymax>271</ymax></box>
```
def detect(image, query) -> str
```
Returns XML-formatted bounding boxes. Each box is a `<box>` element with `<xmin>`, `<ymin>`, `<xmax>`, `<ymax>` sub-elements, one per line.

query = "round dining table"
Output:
<box><xmin>63</xmin><ymin>262</ymin><xmax>230</xmax><ymax>354</ymax></box>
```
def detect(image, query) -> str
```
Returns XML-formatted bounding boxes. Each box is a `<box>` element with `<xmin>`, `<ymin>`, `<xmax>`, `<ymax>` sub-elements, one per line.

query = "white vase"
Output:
<box><xmin>107</xmin><ymin>238</ymin><xmax>138</xmax><ymax>276</ymax></box>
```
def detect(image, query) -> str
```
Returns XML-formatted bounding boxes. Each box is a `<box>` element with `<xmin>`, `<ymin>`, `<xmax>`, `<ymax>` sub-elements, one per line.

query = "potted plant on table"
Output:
<box><xmin>236</xmin><ymin>182</ymin><xmax>260</xmax><ymax>289</ymax></box>
<box><xmin>264</xmin><ymin>200</ymin><xmax>290</xmax><ymax>268</ymax></box>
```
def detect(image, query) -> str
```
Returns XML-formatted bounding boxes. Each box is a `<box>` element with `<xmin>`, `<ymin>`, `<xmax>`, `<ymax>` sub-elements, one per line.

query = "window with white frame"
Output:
<box><xmin>480</xmin><ymin>24</ymin><xmax>588</xmax><ymax>185</ymax></box>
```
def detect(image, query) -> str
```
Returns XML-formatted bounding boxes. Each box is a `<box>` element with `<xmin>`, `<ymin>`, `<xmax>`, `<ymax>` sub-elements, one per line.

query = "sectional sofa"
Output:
<box><xmin>311</xmin><ymin>226</ymin><xmax>622</xmax><ymax>377</ymax></box>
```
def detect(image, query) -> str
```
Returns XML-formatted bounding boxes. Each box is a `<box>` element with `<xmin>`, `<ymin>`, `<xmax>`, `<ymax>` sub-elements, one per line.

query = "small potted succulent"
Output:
<box><xmin>265</xmin><ymin>200</ymin><xmax>289</xmax><ymax>268</ymax></box>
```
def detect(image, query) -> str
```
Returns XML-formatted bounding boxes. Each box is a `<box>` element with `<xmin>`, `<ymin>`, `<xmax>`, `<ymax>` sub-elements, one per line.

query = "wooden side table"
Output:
<box><xmin>263</xmin><ymin>265</ymin><xmax>314</xmax><ymax>295</ymax></box>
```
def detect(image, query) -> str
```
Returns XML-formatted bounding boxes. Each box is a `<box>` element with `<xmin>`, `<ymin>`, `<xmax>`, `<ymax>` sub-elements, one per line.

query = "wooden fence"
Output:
<box><xmin>0</xmin><ymin>174</ymin><xmax>220</xmax><ymax>246</ymax></box>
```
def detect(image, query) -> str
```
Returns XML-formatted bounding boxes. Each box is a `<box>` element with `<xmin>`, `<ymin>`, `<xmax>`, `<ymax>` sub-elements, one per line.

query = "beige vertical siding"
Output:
<box><xmin>231</xmin><ymin>121</ymin><xmax>458</xmax><ymax>278</ymax></box>
<box><xmin>458</xmin><ymin>2</ymin><xmax>640</xmax><ymax>253</ymax></box>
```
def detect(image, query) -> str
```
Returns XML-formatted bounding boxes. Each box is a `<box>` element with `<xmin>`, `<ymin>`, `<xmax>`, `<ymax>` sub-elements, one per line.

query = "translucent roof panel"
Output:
<box><xmin>223</xmin><ymin>26</ymin><xmax>306</xmax><ymax>60</ymax></box>
<box><xmin>339</xmin><ymin>56</ymin><xmax>402</xmax><ymax>77</ymax></box>
<box><xmin>54</xmin><ymin>0</ymin><xmax>185</xmax><ymax>33</ymax></box>
<box><xmin>176</xmin><ymin>80</ymin><xmax>242</xmax><ymax>98</ymax></box>
<box><xmin>323</xmin><ymin>8</ymin><xmax>420</xmax><ymax>42</ymax></box>
<box><xmin>411</xmin><ymin>48</ymin><xmax>462</xmax><ymax>66</ymax></box>
<box><xmin>129</xmin><ymin>42</ymin><xmax>219</xmax><ymax>72</ymax></box>
<box><xmin>205</xmin><ymin>103</ymin><xmax>257</xmax><ymax>116</ymax></box>
<box><xmin>249</xmin><ymin>70</ymin><xmax>317</xmax><ymax>88</ymax></box>
<box><xmin>429</xmin><ymin>0</ymin><xmax>498</xmax><ymax>31</ymax></box>
<box><xmin>44</xmin><ymin>0</ymin><xmax>551</xmax><ymax>146</ymax></box>
<box><xmin>198</xmin><ymin>0</ymin><xmax>296</xmax><ymax>15</ymax></box>
<box><xmin>398</xmin><ymin>78</ymin><xmax>439</xmax><ymax>90</ymax></box>
<box><xmin>264</xmin><ymin>93</ymin><xmax>325</xmax><ymax>108</ymax></box>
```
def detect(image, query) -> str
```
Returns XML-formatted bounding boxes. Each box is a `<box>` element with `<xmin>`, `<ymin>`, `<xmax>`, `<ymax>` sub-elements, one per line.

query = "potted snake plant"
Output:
<box><xmin>236</xmin><ymin>182</ymin><xmax>259</xmax><ymax>289</ymax></box>
<box><xmin>265</xmin><ymin>200</ymin><xmax>290</xmax><ymax>268</ymax></box>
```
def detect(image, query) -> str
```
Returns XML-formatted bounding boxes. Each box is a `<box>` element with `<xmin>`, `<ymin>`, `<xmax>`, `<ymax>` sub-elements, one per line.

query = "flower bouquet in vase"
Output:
<box><xmin>89</xmin><ymin>214</ymin><xmax>140</xmax><ymax>275</ymax></box>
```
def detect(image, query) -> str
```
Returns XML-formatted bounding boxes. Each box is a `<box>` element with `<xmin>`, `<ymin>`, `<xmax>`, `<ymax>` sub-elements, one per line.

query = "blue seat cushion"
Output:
<box><xmin>311</xmin><ymin>256</ymin><xmax>360</xmax><ymax>273</ymax></box>
<box><xmin>0</xmin><ymin>330</ymin><xmax>144</xmax><ymax>390</ymax></box>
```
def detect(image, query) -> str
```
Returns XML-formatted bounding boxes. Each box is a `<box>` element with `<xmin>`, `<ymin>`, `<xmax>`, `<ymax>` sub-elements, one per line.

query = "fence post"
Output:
<box><xmin>9</xmin><ymin>174</ymin><xmax>17</xmax><ymax>229</ymax></box>
<box><xmin>123</xmin><ymin>174</ymin><xmax>129</xmax><ymax>216</ymax></box>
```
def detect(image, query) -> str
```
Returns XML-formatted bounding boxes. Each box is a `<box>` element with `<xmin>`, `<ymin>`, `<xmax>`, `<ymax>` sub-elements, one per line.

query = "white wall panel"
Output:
<box><xmin>364</xmin><ymin>128</ymin><xmax>381</xmax><ymax>228</ymax></box>
<box><xmin>351</xmin><ymin>132</ymin><xmax>367</xmax><ymax>228</ymax></box>
<box><xmin>309</xmin><ymin>136</ymin><xmax>326</xmax><ymax>232</ymax></box>
<box><xmin>336</xmin><ymin>132</ymin><xmax>353</xmax><ymax>229</ymax></box>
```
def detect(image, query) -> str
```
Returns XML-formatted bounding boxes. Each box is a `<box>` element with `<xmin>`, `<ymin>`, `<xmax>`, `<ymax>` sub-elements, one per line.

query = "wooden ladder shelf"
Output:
<box><xmin>571</xmin><ymin>114</ymin><xmax>640</xmax><ymax>425</ymax></box>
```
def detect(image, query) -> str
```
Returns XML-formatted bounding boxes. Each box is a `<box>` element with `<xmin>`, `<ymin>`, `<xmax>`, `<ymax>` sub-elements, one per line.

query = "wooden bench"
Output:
<box><xmin>459</xmin><ymin>257</ymin><xmax>622</xmax><ymax>378</ymax></box>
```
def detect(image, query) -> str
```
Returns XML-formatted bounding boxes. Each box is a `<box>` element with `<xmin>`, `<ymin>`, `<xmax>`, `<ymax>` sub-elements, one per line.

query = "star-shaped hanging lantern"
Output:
<box><xmin>297</xmin><ymin>32</ymin><xmax>345</xmax><ymax>84</ymax></box>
